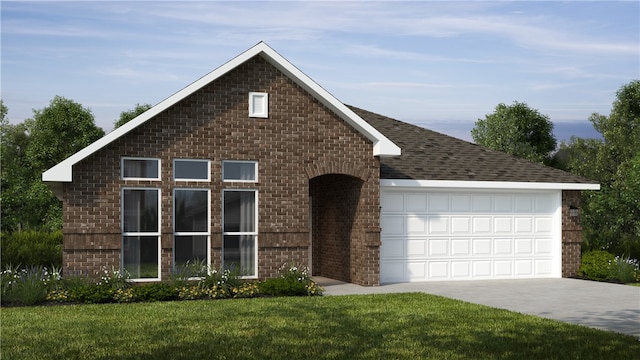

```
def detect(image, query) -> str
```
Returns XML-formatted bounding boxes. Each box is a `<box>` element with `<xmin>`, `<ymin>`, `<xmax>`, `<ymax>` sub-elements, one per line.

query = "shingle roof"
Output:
<box><xmin>350</xmin><ymin>106</ymin><xmax>598</xmax><ymax>185</ymax></box>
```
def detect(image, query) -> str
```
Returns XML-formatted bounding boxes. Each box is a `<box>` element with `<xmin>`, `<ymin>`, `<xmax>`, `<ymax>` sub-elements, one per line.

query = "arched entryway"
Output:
<box><xmin>309</xmin><ymin>174</ymin><xmax>364</xmax><ymax>283</ymax></box>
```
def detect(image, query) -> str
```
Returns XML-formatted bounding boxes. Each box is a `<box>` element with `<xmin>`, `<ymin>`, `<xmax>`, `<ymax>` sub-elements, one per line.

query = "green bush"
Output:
<box><xmin>579</xmin><ymin>250</ymin><xmax>616</xmax><ymax>280</ymax></box>
<box><xmin>258</xmin><ymin>277</ymin><xmax>307</xmax><ymax>296</ymax></box>
<box><xmin>1</xmin><ymin>265</ymin><xmax>62</xmax><ymax>306</ymax></box>
<box><xmin>0</xmin><ymin>231</ymin><xmax>62</xmax><ymax>268</ymax></box>
<box><xmin>608</xmin><ymin>256</ymin><xmax>640</xmax><ymax>283</ymax></box>
<box><xmin>69</xmin><ymin>284</ymin><xmax>113</xmax><ymax>304</ymax></box>
<box><xmin>133</xmin><ymin>283</ymin><xmax>177</xmax><ymax>302</ymax></box>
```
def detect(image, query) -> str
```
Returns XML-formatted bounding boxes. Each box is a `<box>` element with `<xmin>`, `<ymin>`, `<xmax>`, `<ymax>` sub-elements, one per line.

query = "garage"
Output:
<box><xmin>380</xmin><ymin>188</ymin><xmax>562</xmax><ymax>283</ymax></box>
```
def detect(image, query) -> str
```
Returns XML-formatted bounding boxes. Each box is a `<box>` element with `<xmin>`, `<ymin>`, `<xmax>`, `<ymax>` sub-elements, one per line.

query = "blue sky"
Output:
<box><xmin>2</xmin><ymin>1</ymin><xmax>638</xmax><ymax>142</ymax></box>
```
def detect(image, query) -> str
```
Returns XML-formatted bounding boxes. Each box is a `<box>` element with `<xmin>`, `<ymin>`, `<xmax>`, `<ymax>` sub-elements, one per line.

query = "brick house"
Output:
<box><xmin>43</xmin><ymin>42</ymin><xmax>598</xmax><ymax>285</ymax></box>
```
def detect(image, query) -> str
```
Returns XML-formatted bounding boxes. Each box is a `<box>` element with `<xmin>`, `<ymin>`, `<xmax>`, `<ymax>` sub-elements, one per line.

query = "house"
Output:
<box><xmin>43</xmin><ymin>42</ymin><xmax>599</xmax><ymax>286</ymax></box>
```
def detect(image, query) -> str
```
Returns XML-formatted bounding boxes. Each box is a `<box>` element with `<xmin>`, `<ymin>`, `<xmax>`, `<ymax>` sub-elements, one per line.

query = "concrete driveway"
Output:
<box><xmin>315</xmin><ymin>277</ymin><xmax>640</xmax><ymax>338</ymax></box>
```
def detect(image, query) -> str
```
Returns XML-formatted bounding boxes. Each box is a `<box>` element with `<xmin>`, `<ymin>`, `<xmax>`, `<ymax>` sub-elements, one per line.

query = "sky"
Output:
<box><xmin>2</xmin><ymin>1</ymin><xmax>638</xmax><ymax>143</ymax></box>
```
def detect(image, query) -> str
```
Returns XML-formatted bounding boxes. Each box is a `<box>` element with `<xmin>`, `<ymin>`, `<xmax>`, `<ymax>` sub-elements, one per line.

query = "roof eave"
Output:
<box><xmin>380</xmin><ymin>179</ymin><xmax>601</xmax><ymax>191</ymax></box>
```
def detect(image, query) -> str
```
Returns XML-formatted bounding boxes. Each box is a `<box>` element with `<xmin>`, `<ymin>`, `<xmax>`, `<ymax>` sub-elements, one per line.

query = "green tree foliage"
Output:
<box><xmin>114</xmin><ymin>103</ymin><xmax>152</xmax><ymax>129</ymax></box>
<box><xmin>557</xmin><ymin>80</ymin><xmax>640</xmax><ymax>258</ymax></box>
<box><xmin>472</xmin><ymin>101</ymin><xmax>557</xmax><ymax>164</ymax></box>
<box><xmin>0</xmin><ymin>97</ymin><xmax>105</xmax><ymax>231</ymax></box>
<box><xmin>26</xmin><ymin>96</ymin><xmax>105</xmax><ymax>171</ymax></box>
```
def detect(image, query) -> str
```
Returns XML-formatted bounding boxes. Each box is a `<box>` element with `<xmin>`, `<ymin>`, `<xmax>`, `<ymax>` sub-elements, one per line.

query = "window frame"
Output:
<box><xmin>249</xmin><ymin>92</ymin><xmax>268</xmax><ymax>118</ymax></box>
<box><xmin>121</xmin><ymin>187</ymin><xmax>161</xmax><ymax>282</ymax></box>
<box><xmin>222</xmin><ymin>160</ymin><xmax>258</xmax><ymax>183</ymax></box>
<box><xmin>173</xmin><ymin>159</ymin><xmax>211</xmax><ymax>182</ymax></box>
<box><xmin>173</xmin><ymin>188</ymin><xmax>211</xmax><ymax>276</ymax></box>
<box><xmin>121</xmin><ymin>157</ymin><xmax>161</xmax><ymax>181</ymax></box>
<box><xmin>222</xmin><ymin>189</ymin><xmax>258</xmax><ymax>279</ymax></box>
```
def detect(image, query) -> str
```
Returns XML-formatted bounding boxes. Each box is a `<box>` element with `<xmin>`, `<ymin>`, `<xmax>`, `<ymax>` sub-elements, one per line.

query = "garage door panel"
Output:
<box><xmin>429</xmin><ymin>262</ymin><xmax>449</xmax><ymax>279</ymax></box>
<box><xmin>407</xmin><ymin>239</ymin><xmax>427</xmax><ymax>257</ymax></box>
<box><xmin>472</xmin><ymin>217</ymin><xmax>492</xmax><ymax>233</ymax></box>
<box><xmin>451</xmin><ymin>217</ymin><xmax>471</xmax><ymax>233</ymax></box>
<box><xmin>473</xmin><ymin>238</ymin><xmax>492</xmax><ymax>255</ymax></box>
<box><xmin>428</xmin><ymin>239</ymin><xmax>448</xmax><ymax>256</ymax></box>
<box><xmin>494</xmin><ymin>238</ymin><xmax>512</xmax><ymax>254</ymax></box>
<box><xmin>451</xmin><ymin>261</ymin><xmax>471</xmax><ymax>278</ymax></box>
<box><xmin>407</xmin><ymin>262</ymin><xmax>427</xmax><ymax>280</ymax></box>
<box><xmin>380</xmin><ymin>262</ymin><xmax>405</xmax><ymax>283</ymax></box>
<box><xmin>515</xmin><ymin>260</ymin><xmax>533</xmax><ymax>276</ymax></box>
<box><xmin>494</xmin><ymin>261</ymin><xmax>513</xmax><ymax>276</ymax></box>
<box><xmin>381</xmin><ymin>238</ymin><xmax>404</xmax><ymax>258</ymax></box>
<box><xmin>451</xmin><ymin>238</ymin><xmax>471</xmax><ymax>255</ymax></box>
<box><xmin>382</xmin><ymin>216</ymin><xmax>405</xmax><ymax>235</ymax></box>
<box><xmin>428</xmin><ymin>217</ymin><xmax>448</xmax><ymax>234</ymax></box>
<box><xmin>406</xmin><ymin>194</ymin><xmax>427</xmax><ymax>212</ymax></box>
<box><xmin>381</xmin><ymin>190</ymin><xmax>560</xmax><ymax>282</ymax></box>
<box><xmin>407</xmin><ymin>216</ymin><xmax>427</xmax><ymax>234</ymax></box>
<box><xmin>515</xmin><ymin>238</ymin><xmax>533</xmax><ymax>254</ymax></box>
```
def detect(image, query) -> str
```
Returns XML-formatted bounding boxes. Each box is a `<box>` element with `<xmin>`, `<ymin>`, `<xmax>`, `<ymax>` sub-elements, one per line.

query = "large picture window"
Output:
<box><xmin>223</xmin><ymin>190</ymin><xmax>257</xmax><ymax>277</ymax></box>
<box><xmin>122</xmin><ymin>188</ymin><xmax>160</xmax><ymax>280</ymax></box>
<box><xmin>174</xmin><ymin>189</ymin><xmax>210</xmax><ymax>275</ymax></box>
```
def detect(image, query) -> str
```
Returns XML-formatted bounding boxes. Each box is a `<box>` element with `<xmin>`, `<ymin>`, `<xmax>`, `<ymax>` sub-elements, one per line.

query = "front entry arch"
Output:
<box><xmin>309</xmin><ymin>174</ymin><xmax>363</xmax><ymax>283</ymax></box>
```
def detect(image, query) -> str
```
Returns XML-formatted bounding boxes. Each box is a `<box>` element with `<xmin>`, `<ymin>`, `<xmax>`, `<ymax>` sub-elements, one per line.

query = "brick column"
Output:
<box><xmin>561</xmin><ymin>190</ymin><xmax>583</xmax><ymax>277</ymax></box>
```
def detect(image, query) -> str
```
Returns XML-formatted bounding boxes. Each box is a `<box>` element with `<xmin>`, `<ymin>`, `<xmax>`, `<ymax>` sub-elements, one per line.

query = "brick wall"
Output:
<box><xmin>561</xmin><ymin>190</ymin><xmax>583</xmax><ymax>277</ymax></box>
<box><xmin>62</xmin><ymin>55</ymin><xmax>381</xmax><ymax>284</ymax></box>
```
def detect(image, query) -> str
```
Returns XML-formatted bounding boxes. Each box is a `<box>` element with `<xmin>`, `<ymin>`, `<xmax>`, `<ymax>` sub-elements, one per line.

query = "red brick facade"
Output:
<box><xmin>62</xmin><ymin>55</ymin><xmax>382</xmax><ymax>285</ymax></box>
<box><xmin>561</xmin><ymin>190</ymin><xmax>583</xmax><ymax>277</ymax></box>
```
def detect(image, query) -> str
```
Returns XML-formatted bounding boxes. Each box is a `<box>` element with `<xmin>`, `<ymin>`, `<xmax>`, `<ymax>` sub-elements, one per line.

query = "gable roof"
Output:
<box><xmin>350</xmin><ymin>106</ymin><xmax>600</xmax><ymax>190</ymax></box>
<box><xmin>42</xmin><ymin>42</ymin><xmax>400</xmax><ymax>184</ymax></box>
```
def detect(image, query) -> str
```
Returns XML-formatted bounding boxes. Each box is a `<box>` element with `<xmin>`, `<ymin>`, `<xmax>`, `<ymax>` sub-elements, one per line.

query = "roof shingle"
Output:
<box><xmin>350</xmin><ymin>106</ymin><xmax>597</xmax><ymax>184</ymax></box>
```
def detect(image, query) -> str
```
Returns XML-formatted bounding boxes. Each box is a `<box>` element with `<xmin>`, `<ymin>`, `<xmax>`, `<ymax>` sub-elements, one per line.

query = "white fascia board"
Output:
<box><xmin>43</xmin><ymin>42</ymin><xmax>400</xmax><ymax>183</ymax></box>
<box><xmin>380</xmin><ymin>179</ymin><xmax>600</xmax><ymax>190</ymax></box>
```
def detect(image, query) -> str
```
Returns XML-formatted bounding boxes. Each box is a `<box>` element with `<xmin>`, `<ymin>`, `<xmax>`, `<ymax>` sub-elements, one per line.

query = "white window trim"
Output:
<box><xmin>222</xmin><ymin>160</ymin><xmax>258</xmax><ymax>183</ymax></box>
<box><xmin>173</xmin><ymin>159</ymin><xmax>211</xmax><ymax>182</ymax></box>
<box><xmin>121</xmin><ymin>157</ymin><xmax>161</xmax><ymax>181</ymax></box>
<box><xmin>172</xmin><ymin>188</ymin><xmax>211</xmax><ymax>276</ymax></box>
<box><xmin>222</xmin><ymin>189</ymin><xmax>258</xmax><ymax>279</ymax></box>
<box><xmin>121</xmin><ymin>187</ymin><xmax>162</xmax><ymax>282</ymax></box>
<box><xmin>249</xmin><ymin>92</ymin><xmax>268</xmax><ymax>118</ymax></box>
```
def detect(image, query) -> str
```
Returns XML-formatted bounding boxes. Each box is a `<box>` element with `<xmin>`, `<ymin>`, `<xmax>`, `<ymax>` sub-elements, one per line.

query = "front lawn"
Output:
<box><xmin>2</xmin><ymin>293</ymin><xmax>637</xmax><ymax>359</ymax></box>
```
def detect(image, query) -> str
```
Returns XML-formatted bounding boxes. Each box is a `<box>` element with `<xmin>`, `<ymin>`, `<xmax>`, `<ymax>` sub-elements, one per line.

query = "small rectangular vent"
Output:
<box><xmin>249</xmin><ymin>92</ymin><xmax>268</xmax><ymax>118</ymax></box>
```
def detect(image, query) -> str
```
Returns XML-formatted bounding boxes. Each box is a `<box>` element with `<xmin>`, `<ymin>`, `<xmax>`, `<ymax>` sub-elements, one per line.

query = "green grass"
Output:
<box><xmin>2</xmin><ymin>293</ymin><xmax>637</xmax><ymax>359</ymax></box>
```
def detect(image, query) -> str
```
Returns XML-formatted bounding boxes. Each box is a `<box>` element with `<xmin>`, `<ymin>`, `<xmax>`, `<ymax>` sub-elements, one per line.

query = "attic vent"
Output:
<box><xmin>249</xmin><ymin>92</ymin><xmax>268</xmax><ymax>118</ymax></box>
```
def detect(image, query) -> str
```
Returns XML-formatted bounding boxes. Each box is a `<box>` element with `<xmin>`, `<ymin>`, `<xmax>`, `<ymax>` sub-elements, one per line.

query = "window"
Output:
<box><xmin>222</xmin><ymin>161</ymin><xmax>257</xmax><ymax>182</ymax></box>
<box><xmin>174</xmin><ymin>159</ymin><xmax>210</xmax><ymax>181</ymax></box>
<box><xmin>174</xmin><ymin>189</ymin><xmax>210</xmax><ymax>275</ymax></box>
<box><xmin>249</xmin><ymin>92</ymin><xmax>268</xmax><ymax>118</ymax></box>
<box><xmin>122</xmin><ymin>188</ymin><xmax>160</xmax><ymax>280</ymax></box>
<box><xmin>122</xmin><ymin>158</ymin><xmax>160</xmax><ymax>180</ymax></box>
<box><xmin>223</xmin><ymin>190</ymin><xmax>257</xmax><ymax>277</ymax></box>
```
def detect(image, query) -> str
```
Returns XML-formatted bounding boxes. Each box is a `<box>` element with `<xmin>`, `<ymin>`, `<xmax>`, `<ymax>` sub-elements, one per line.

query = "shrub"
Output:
<box><xmin>608</xmin><ymin>256</ymin><xmax>640</xmax><ymax>283</ymax></box>
<box><xmin>1</xmin><ymin>265</ymin><xmax>62</xmax><ymax>306</ymax></box>
<box><xmin>258</xmin><ymin>264</ymin><xmax>323</xmax><ymax>296</ymax></box>
<box><xmin>133</xmin><ymin>283</ymin><xmax>177</xmax><ymax>302</ymax></box>
<box><xmin>579</xmin><ymin>250</ymin><xmax>616</xmax><ymax>280</ymax></box>
<box><xmin>68</xmin><ymin>284</ymin><xmax>113</xmax><ymax>304</ymax></box>
<box><xmin>259</xmin><ymin>277</ymin><xmax>307</xmax><ymax>296</ymax></box>
<box><xmin>199</xmin><ymin>269</ymin><xmax>242</xmax><ymax>298</ymax></box>
<box><xmin>0</xmin><ymin>231</ymin><xmax>63</xmax><ymax>268</ymax></box>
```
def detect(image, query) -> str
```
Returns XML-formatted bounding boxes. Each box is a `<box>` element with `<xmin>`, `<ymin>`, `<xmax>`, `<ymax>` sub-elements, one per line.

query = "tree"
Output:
<box><xmin>1</xmin><ymin>97</ymin><xmax>105</xmax><ymax>231</ymax></box>
<box><xmin>26</xmin><ymin>96</ymin><xmax>105</xmax><ymax>171</ymax></box>
<box><xmin>114</xmin><ymin>103</ymin><xmax>152</xmax><ymax>129</ymax></box>
<box><xmin>472</xmin><ymin>101</ymin><xmax>557</xmax><ymax>164</ymax></box>
<box><xmin>557</xmin><ymin>80</ymin><xmax>640</xmax><ymax>258</ymax></box>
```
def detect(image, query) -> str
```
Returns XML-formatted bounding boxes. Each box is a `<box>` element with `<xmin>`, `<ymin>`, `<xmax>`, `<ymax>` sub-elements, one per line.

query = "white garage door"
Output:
<box><xmin>380</xmin><ymin>189</ymin><xmax>561</xmax><ymax>283</ymax></box>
